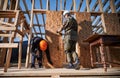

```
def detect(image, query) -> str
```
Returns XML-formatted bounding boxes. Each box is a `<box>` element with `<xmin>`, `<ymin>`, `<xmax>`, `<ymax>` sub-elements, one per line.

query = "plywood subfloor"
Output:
<box><xmin>0</xmin><ymin>67</ymin><xmax>120</xmax><ymax>78</ymax></box>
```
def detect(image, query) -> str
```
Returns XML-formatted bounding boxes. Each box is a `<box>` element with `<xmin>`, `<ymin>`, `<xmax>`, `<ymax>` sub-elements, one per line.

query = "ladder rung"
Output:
<box><xmin>0</xmin><ymin>34</ymin><xmax>12</xmax><ymax>37</ymax></box>
<box><xmin>0</xmin><ymin>26</ymin><xmax>16</xmax><ymax>31</ymax></box>
<box><xmin>0</xmin><ymin>43</ymin><xmax>18</xmax><ymax>48</ymax></box>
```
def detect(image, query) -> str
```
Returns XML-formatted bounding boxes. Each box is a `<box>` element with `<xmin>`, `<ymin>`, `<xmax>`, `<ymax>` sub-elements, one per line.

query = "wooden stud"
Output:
<box><xmin>98</xmin><ymin>0</ymin><xmax>103</xmax><ymax>12</ymax></box>
<box><xmin>25</xmin><ymin>0</ymin><xmax>34</xmax><ymax>68</ymax></box>
<box><xmin>110</xmin><ymin>0</ymin><xmax>116</xmax><ymax>13</ymax></box>
<box><xmin>86</xmin><ymin>0</ymin><xmax>90</xmax><ymax>12</ymax></box>
<box><xmin>77</xmin><ymin>0</ymin><xmax>83</xmax><ymax>12</ymax></box>
<box><xmin>60</xmin><ymin>0</ymin><xmax>62</xmax><ymax>10</ymax></box>
<box><xmin>0</xmin><ymin>43</ymin><xmax>18</xmax><ymax>48</ymax></box>
<box><xmin>18</xmin><ymin>19</ymin><xmax>24</xmax><ymax>69</ymax></box>
<box><xmin>73</xmin><ymin>0</ymin><xmax>76</xmax><ymax>12</ymax></box>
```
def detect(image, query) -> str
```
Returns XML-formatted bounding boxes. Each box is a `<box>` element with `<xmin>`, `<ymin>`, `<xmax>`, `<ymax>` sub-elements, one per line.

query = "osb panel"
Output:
<box><xmin>103</xmin><ymin>13</ymin><xmax>120</xmax><ymax>35</ymax></box>
<box><xmin>45</xmin><ymin>11</ymin><xmax>64</xmax><ymax>68</ymax></box>
<box><xmin>103</xmin><ymin>13</ymin><xmax>120</xmax><ymax>67</ymax></box>
<box><xmin>75</xmin><ymin>12</ymin><xmax>92</xmax><ymax>68</ymax></box>
<box><xmin>109</xmin><ymin>47</ymin><xmax>120</xmax><ymax>67</ymax></box>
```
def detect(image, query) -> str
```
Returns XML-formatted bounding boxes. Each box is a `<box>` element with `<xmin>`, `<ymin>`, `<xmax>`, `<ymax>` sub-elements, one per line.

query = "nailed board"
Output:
<box><xmin>45</xmin><ymin>11</ymin><xmax>65</xmax><ymax>68</ymax></box>
<box><xmin>103</xmin><ymin>13</ymin><xmax>120</xmax><ymax>35</ymax></box>
<box><xmin>75</xmin><ymin>12</ymin><xmax>92</xmax><ymax>68</ymax></box>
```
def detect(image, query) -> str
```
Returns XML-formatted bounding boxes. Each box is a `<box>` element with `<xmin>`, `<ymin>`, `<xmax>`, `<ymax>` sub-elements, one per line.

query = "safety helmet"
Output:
<box><xmin>39</xmin><ymin>40</ymin><xmax>47</xmax><ymax>51</ymax></box>
<box><xmin>63</xmin><ymin>10</ymin><xmax>70</xmax><ymax>16</ymax></box>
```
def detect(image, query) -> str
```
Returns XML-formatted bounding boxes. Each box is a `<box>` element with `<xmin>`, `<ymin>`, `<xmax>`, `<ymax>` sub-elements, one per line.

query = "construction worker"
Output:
<box><xmin>30</xmin><ymin>36</ymin><xmax>52</xmax><ymax>68</ymax></box>
<box><xmin>57</xmin><ymin>10</ymin><xmax>80</xmax><ymax>70</ymax></box>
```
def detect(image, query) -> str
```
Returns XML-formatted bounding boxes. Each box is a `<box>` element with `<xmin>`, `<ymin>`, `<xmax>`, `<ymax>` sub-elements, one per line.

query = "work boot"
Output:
<box><xmin>31</xmin><ymin>64</ymin><xmax>36</xmax><ymax>69</ymax></box>
<box><xmin>66</xmin><ymin>63</ymin><xmax>74</xmax><ymax>69</ymax></box>
<box><xmin>38</xmin><ymin>63</ymin><xmax>43</xmax><ymax>68</ymax></box>
<box><xmin>74</xmin><ymin>60</ymin><xmax>80</xmax><ymax>70</ymax></box>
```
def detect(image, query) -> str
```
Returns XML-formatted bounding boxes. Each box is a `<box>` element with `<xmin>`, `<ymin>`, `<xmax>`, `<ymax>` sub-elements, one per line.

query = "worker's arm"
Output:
<box><xmin>57</xmin><ymin>19</ymin><xmax>69</xmax><ymax>33</ymax></box>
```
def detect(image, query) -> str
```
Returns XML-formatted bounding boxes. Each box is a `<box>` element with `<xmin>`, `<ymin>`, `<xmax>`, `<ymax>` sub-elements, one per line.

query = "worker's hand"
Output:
<box><xmin>59</xmin><ymin>32</ymin><xmax>62</xmax><ymax>36</ymax></box>
<box><xmin>56</xmin><ymin>30</ymin><xmax>60</xmax><ymax>33</ymax></box>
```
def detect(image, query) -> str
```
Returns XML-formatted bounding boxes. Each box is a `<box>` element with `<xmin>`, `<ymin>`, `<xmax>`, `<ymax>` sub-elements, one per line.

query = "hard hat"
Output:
<box><xmin>39</xmin><ymin>40</ymin><xmax>47</xmax><ymax>51</ymax></box>
<box><xmin>63</xmin><ymin>10</ymin><xmax>70</xmax><ymax>16</ymax></box>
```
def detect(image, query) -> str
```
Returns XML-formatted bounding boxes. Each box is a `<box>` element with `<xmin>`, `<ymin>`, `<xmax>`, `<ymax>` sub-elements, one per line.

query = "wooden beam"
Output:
<box><xmin>25</xmin><ymin>0</ymin><xmax>34</xmax><ymax>68</ymax></box>
<box><xmin>73</xmin><ymin>0</ymin><xmax>76</xmax><ymax>11</ymax></box>
<box><xmin>0</xmin><ymin>43</ymin><xmax>18</xmax><ymax>48</ymax></box>
<box><xmin>86</xmin><ymin>0</ymin><xmax>90</xmax><ymax>12</ymax></box>
<box><xmin>0</xmin><ymin>26</ymin><xmax>16</xmax><ymax>31</ymax></box>
<box><xmin>16</xmin><ymin>29</ymin><xmax>24</xmax><ymax>37</ymax></box>
<box><xmin>0</xmin><ymin>0</ymin><xmax>4</xmax><ymax>10</ymax></box>
<box><xmin>33</xmin><ymin>9</ymin><xmax>46</xmax><ymax>14</ymax></box>
<box><xmin>110</xmin><ymin>0</ymin><xmax>116</xmax><ymax>13</ymax></box>
<box><xmin>0</xmin><ymin>21</ymin><xmax>15</xmax><ymax>26</ymax></box>
<box><xmin>0</xmin><ymin>34</ymin><xmax>12</xmax><ymax>37</ymax></box>
<box><xmin>84</xmin><ymin>0</ymin><xmax>91</xmax><ymax>12</ymax></box>
<box><xmin>98</xmin><ymin>0</ymin><xmax>103</xmax><ymax>12</ymax></box>
<box><xmin>2</xmin><ymin>0</ymin><xmax>8</xmax><ymax>10</ymax></box>
<box><xmin>15</xmin><ymin>0</ymin><xmax>19</xmax><ymax>10</ymax></box>
<box><xmin>18</xmin><ymin>19</ymin><xmax>24</xmax><ymax>69</ymax></box>
<box><xmin>64</xmin><ymin>0</ymin><xmax>66</xmax><ymax>10</ymax></box>
<box><xmin>56</xmin><ymin>0</ymin><xmax>58</xmax><ymax>11</ymax></box>
<box><xmin>46</xmin><ymin>0</ymin><xmax>49</xmax><ymax>10</ymax></box>
<box><xmin>60</xmin><ymin>0</ymin><xmax>62</xmax><ymax>10</ymax></box>
<box><xmin>70</xmin><ymin>0</ymin><xmax>73</xmax><ymax>10</ymax></box>
<box><xmin>77</xmin><ymin>0</ymin><xmax>83</xmax><ymax>12</ymax></box>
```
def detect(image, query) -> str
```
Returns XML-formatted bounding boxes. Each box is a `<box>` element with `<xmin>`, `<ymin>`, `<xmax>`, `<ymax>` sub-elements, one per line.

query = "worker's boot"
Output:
<box><xmin>66</xmin><ymin>63</ymin><xmax>74</xmax><ymax>69</ymax></box>
<box><xmin>74</xmin><ymin>59</ymin><xmax>80</xmax><ymax>70</ymax></box>
<box><xmin>31</xmin><ymin>64</ymin><xmax>36</xmax><ymax>69</ymax></box>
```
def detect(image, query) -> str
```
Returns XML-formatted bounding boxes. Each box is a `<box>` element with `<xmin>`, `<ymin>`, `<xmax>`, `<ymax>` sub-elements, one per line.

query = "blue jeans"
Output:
<box><xmin>31</xmin><ymin>51</ymin><xmax>42</xmax><ymax>67</ymax></box>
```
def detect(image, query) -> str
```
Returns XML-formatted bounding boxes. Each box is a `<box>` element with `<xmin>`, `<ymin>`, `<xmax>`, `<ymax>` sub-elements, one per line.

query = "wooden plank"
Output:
<box><xmin>64</xmin><ymin>0</ymin><xmax>66</xmax><ymax>10</ymax></box>
<box><xmin>86</xmin><ymin>0</ymin><xmax>90</xmax><ymax>12</ymax></box>
<box><xmin>110</xmin><ymin>0</ymin><xmax>116</xmax><ymax>13</ymax></box>
<box><xmin>0</xmin><ymin>43</ymin><xmax>18</xmax><ymax>48</ymax></box>
<box><xmin>0</xmin><ymin>26</ymin><xmax>16</xmax><ymax>31</ymax></box>
<box><xmin>73</xmin><ymin>0</ymin><xmax>76</xmax><ymax>11</ymax></box>
<box><xmin>0</xmin><ymin>20</ymin><xmax>15</xmax><ymax>26</ymax></box>
<box><xmin>2</xmin><ymin>0</ymin><xmax>8</xmax><ymax>10</ymax></box>
<box><xmin>0</xmin><ymin>34</ymin><xmax>12</xmax><ymax>37</ymax></box>
<box><xmin>60</xmin><ymin>0</ymin><xmax>62</xmax><ymax>10</ymax></box>
<box><xmin>18</xmin><ymin>20</ymin><xmax>24</xmax><ymax>69</ymax></box>
<box><xmin>77</xmin><ymin>0</ymin><xmax>83</xmax><ymax>12</ymax></box>
<box><xmin>25</xmin><ymin>0</ymin><xmax>34</xmax><ymax>68</ymax></box>
<box><xmin>33</xmin><ymin>9</ymin><xmax>46</xmax><ymax>14</ymax></box>
<box><xmin>98</xmin><ymin>0</ymin><xmax>103</xmax><ymax>12</ymax></box>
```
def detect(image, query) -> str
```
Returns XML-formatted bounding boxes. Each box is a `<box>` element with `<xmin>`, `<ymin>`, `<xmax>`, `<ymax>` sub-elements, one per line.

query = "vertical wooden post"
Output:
<box><xmin>90</xmin><ymin>44</ymin><xmax>94</xmax><ymax>68</ymax></box>
<box><xmin>2</xmin><ymin>0</ymin><xmax>8</xmax><ymax>10</ymax></box>
<box><xmin>15</xmin><ymin>0</ymin><xmax>19</xmax><ymax>10</ymax></box>
<box><xmin>60</xmin><ymin>0</ymin><xmax>62</xmax><ymax>10</ymax></box>
<box><xmin>101</xmin><ymin>14</ymin><xmax>106</xmax><ymax>34</ymax></box>
<box><xmin>98</xmin><ymin>0</ymin><xmax>103</xmax><ymax>12</ymax></box>
<box><xmin>110</xmin><ymin>0</ymin><xmax>116</xmax><ymax>13</ymax></box>
<box><xmin>18</xmin><ymin>19</ymin><xmax>24</xmax><ymax>69</ymax></box>
<box><xmin>46</xmin><ymin>0</ymin><xmax>49</xmax><ymax>10</ymax></box>
<box><xmin>25</xmin><ymin>0</ymin><xmax>34</xmax><ymax>68</ymax></box>
<box><xmin>73</xmin><ymin>0</ymin><xmax>76</xmax><ymax>12</ymax></box>
<box><xmin>0</xmin><ymin>0</ymin><xmax>4</xmax><ymax>10</ymax></box>
<box><xmin>100</xmin><ymin>44</ymin><xmax>107</xmax><ymax>72</ymax></box>
<box><xmin>86</xmin><ymin>0</ymin><xmax>90</xmax><ymax>12</ymax></box>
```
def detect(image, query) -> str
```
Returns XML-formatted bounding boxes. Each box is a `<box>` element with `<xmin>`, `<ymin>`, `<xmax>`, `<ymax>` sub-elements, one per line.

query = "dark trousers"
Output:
<box><xmin>31</xmin><ymin>51</ymin><xmax>42</xmax><ymax>67</ymax></box>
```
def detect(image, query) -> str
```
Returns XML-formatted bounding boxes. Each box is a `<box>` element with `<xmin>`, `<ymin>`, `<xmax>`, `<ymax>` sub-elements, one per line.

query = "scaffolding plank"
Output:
<box><xmin>0</xmin><ymin>43</ymin><xmax>18</xmax><ymax>48</ymax></box>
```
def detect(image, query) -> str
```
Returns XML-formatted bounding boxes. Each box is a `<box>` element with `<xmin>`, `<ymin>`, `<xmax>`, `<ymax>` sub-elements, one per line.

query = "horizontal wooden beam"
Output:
<box><xmin>0</xmin><ymin>26</ymin><xmax>16</xmax><ymax>31</ymax></box>
<box><xmin>0</xmin><ymin>34</ymin><xmax>12</xmax><ymax>37</ymax></box>
<box><xmin>33</xmin><ymin>9</ymin><xmax>46</xmax><ymax>14</ymax></box>
<box><xmin>16</xmin><ymin>29</ymin><xmax>24</xmax><ymax>37</ymax></box>
<box><xmin>0</xmin><ymin>43</ymin><xmax>18</xmax><ymax>48</ymax></box>
<box><xmin>0</xmin><ymin>21</ymin><xmax>15</xmax><ymax>26</ymax></box>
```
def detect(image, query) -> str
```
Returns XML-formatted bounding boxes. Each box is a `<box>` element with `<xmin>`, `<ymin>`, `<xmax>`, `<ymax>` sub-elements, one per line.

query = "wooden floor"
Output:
<box><xmin>0</xmin><ymin>67</ymin><xmax>120</xmax><ymax>78</ymax></box>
